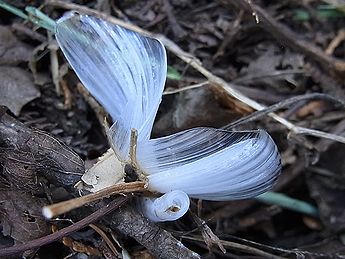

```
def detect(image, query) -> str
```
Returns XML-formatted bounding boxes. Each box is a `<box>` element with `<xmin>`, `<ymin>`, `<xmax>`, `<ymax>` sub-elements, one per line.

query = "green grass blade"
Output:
<box><xmin>256</xmin><ymin>192</ymin><xmax>319</xmax><ymax>217</ymax></box>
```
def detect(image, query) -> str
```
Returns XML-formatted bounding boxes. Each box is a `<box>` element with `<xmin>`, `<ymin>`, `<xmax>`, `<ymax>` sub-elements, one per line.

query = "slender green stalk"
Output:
<box><xmin>25</xmin><ymin>6</ymin><xmax>55</xmax><ymax>32</ymax></box>
<box><xmin>0</xmin><ymin>1</ymin><xmax>28</xmax><ymax>20</ymax></box>
<box><xmin>256</xmin><ymin>192</ymin><xmax>319</xmax><ymax>217</ymax></box>
<box><xmin>0</xmin><ymin>1</ymin><xmax>55</xmax><ymax>32</ymax></box>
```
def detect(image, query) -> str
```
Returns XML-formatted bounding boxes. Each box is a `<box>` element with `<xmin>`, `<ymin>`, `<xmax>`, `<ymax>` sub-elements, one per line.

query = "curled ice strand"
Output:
<box><xmin>137</xmin><ymin>128</ymin><xmax>281</xmax><ymax>201</ymax></box>
<box><xmin>139</xmin><ymin>190</ymin><xmax>190</xmax><ymax>222</ymax></box>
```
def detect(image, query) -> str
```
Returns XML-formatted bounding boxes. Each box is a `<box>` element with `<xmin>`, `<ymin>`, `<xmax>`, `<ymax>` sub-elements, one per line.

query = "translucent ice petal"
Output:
<box><xmin>137</xmin><ymin>128</ymin><xmax>281</xmax><ymax>200</ymax></box>
<box><xmin>56</xmin><ymin>13</ymin><xmax>167</xmax><ymax>161</ymax></box>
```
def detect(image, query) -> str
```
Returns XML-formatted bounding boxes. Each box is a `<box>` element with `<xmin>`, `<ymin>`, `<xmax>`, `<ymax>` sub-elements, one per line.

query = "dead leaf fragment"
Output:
<box><xmin>0</xmin><ymin>190</ymin><xmax>50</xmax><ymax>243</ymax></box>
<box><xmin>296</xmin><ymin>100</ymin><xmax>326</xmax><ymax>118</ymax></box>
<box><xmin>62</xmin><ymin>236</ymin><xmax>101</xmax><ymax>256</ymax></box>
<box><xmin>82</xmin><ymin>149</ymin><xmax>124</xmax><ymax>192</ymax></box>
<box><xmin>0</xmin><ymin>66</ymin><xmax>40</xmax><ymax>115</ymax></box>
<box><xmin>0</xmin><ymin>26</ymin><xmax>33</xmax><ymax>65</ymax></box>
<box><xmin>155</xmin><ymin>85</ymin><xmax>238</xmax><ymax>135</ymax></box>
<box><xmin>238</xmin><ymin>46</ymin><xmax>303</xmax><ymax>87</ymax></box>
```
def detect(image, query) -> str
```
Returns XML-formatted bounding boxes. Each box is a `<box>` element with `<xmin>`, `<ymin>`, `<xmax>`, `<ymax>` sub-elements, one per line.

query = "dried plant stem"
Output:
<box><xmin>45</xmin><ymin>0</ymin><xmax>345</xmax><ymax>145</ymax></box>
<box><xmin>190</xmin><ymin>212</ymin><xmax>226</xmax><ymax>253</ymax></box>
<box><xmin>0</xmin><ymin>196</ymin><xmax>130</xmax><ymax>257</ymax></box>
<box><xmin>225</xmin><ymin>93</ymin><xmax>345</xmax><ymax>144</ymax></box>
<box><xmin>43</xmin><ymin>181</ymin><xmax>147</xmax><ymax>218</ymax></box>
<box><xmin>182</xmin><ymin>236</ymin><xmax>285</xmax><ymax>259</ymax></box>
<box><xmin>129</xmin><ymin>128</ymin><xmax>146</xmax><ymax>180</ymax></box>
<box><xmin>107</xmin><ymin>206</ymin><xmax>201</xmax><ymax>258</ymax></box>
<box><xmin>225</xmin><ymin>93</ymin><xmax>344</xmax><ymax>129</ymax></box>
<box><xmin>129</xmin><ymin>128</ymin><xmax>139</xmax><ymax>171</ymax></box>
<box><xmin>89</xmin><ymin>224</ymin><xmax>119</xmax><ymax>256</ymax></box>
<box><xmin>325</xmin><ymin>29</ymin><xmax>345</xmax><ymax>55</ymax></box>
<box><xmin>163</xmin><ymin>81</ymin><xmax>210</xmax><ymax>95</ymax></box>
<box><xmin>48</xmin><ymin>32</ymin><xmax>61</xmax><ymax>95</ymax></box>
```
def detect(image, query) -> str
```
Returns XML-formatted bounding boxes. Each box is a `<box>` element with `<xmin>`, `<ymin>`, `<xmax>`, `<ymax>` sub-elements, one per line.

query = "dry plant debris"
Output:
<box><xmin>0</xmin><ymin>0</ymin><xmax>345</xmax><ymax>258</ymax></box>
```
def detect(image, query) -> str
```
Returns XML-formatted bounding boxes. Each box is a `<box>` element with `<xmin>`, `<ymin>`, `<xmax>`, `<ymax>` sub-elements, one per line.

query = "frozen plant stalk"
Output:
<box><xmin>55</xmin><ymin>12</ymin><xmax>281</xmax><ymax>222</ymax></box>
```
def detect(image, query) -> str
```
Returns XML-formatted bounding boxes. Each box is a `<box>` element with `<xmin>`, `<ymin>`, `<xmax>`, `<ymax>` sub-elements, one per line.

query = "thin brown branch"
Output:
<box><xmin>89</xmin><ymin>224</ymin><xmax>119</xmax><ymax>256</ymax></box>
<box><xmin>43</xmin><ymin>181</ymin><xmax>147</xmax><ymax>218</ymax></box>
<box><xmin>182</xmin><ymin>235</ymin><xmax>285</xmax><ymax>259</ymax></box>
<box><xmin>225</xmin><ymin>93</ymin><xmax>345</xmax><ymax>129</ymax></box>
<box><xmin>0</xmin><ymin>196</ymin><xmax>130</xmax><ymax>257</ymax></box>
<box><xmin>12</xmin><ymin>23</ymin><xmax>47</xmax><ymax>42</ymax></box>
<box><xmin>184</xmin><ymin>233</ymin><xmax>343</xmax><ymax>258</ymax></box>
<box><xmin>163</xmin><ymin>81</ymin><xmax>210</xmax><ymax>95</ymax></box>
<box><xmin>325</xmin><ymin>29</ymin><xmax>345</xmax><ymax>55</ymax></box>
<box><xmin>190</xmin><ymin>212</ymin><xmax>226</xmax><ymax>254</ymax></box>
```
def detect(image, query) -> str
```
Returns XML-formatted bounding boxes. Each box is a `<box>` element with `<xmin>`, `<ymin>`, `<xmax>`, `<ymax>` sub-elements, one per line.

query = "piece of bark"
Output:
<box><xmin>104</xmin><ymin>204</ymin><xmax>201</xmax><ymax>259</ymax></box>
<box><xmin>0</xmin><ymin>113</ymin><xmax>83</xmax><ymax>192</ymax></box>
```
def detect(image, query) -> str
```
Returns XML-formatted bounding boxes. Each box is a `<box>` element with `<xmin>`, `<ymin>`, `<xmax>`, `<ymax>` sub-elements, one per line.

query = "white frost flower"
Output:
<box><xmin>55</xmin><ymin>12</ymin><xmax>281</xmax><ymax>222</ymax></box>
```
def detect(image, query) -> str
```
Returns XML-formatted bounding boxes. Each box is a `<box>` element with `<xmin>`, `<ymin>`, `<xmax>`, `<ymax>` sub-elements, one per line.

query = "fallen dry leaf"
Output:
<box><xmin>0</xmin><ymin>26</ymin><xmax>33</xmax><ymax>65</ymax></box>
<box><xmin>238</xmin><ymin>46</ymin><xmax>302</xmax><ymax>88</ymax></box>
<box><xmin>154</xmin><ymin>85</ymin><xmax>238</xmax><ymax>135</ymax></box>
<box><xmin>82</xmin><ymin>149</ymin><xmax>124</xmax><ymax>192</ymax></box>
<box><xmin>0</xmin><ymin>66</ymin><xmax>40</xmax><ymax>115</ymax></box>
<box><xmin>0</xmin><ymin>190</ymin><xmax>50</xmax><ymax>243</ymax></box>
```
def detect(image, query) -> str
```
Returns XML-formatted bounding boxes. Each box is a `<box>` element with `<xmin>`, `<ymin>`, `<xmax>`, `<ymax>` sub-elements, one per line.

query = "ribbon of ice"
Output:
<box><xmin>55</xmin><ymin>13</ymin><xmax>281</xmax><ymax>222</ymax></box>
